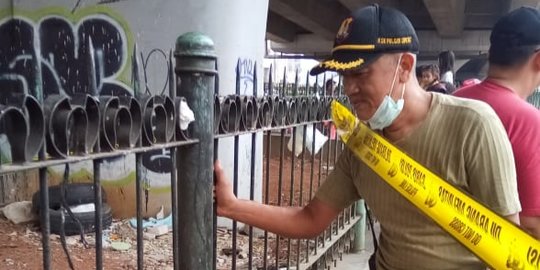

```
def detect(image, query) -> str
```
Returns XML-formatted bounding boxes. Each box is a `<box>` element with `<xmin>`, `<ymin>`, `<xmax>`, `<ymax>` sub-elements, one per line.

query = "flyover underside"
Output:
<box><xmin>270</xmin><ymin>30</ymin><xmax>490</xmax><ymax>61</ymax></box>
<box><xmin>266</xmin><ymin>0</ymin><xmax>540</xmax><ymax>60</ymax></box>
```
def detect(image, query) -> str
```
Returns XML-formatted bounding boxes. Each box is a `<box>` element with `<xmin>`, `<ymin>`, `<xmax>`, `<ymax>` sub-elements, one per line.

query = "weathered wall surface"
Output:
<box><xmin>0</xmin><ymin>0</ymin><xmax>268</xmax><ymax>218</ymax></box>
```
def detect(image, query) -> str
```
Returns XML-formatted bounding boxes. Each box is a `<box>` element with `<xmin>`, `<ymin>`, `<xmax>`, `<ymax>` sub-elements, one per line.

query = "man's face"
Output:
<box><xmin>342</xmin><ymin>54</ymin><xmax>400</xmax><ymax>121</ymax></box>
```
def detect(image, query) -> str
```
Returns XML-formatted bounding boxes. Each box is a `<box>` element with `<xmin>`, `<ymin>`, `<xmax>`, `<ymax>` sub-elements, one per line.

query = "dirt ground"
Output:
<box><xmin>0</xmin><ymin>141</ymin><xmax>342</xmax><ymax>270</ymax></box>
<box><xmin>215</xmin><ymin>140</ymin><xmax>342</xmax><ymax>270</ymax></box>
<box><xmin>0</xmin><ymin>218</ymin><xmax>139</xmax><ymax>270</ymax></box>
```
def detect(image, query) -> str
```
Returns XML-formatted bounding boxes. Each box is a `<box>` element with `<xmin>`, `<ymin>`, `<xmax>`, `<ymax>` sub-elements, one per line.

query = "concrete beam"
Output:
<box><xmin>510</xmin><ymin>0</ymin><xmax>540</xmax><ymax>9</ymax></box>
<box><xmin>268</xmin><ymin>0</ymin><xmax>350</xmax><ymax>40</ymax></box>
<box><xmin>338</xmin><ymin>0</ymin><xmax>398</xmax><ymax>11</ymax></box>
<box><xmin>266</xmin><ymin>33</ymin><xmax>291</xmax><ymax>44</ymax></box>
<box><xmin>417</xmin><ymin>30</ymin><xmax>490</xmax><ymax>52</ymax></box>
<box><xmin>417</xmin><ymin>51</ymin><xmax>485</xmax><ymax>61</ymax></box>
<box><xmin>339</xmin><ymin>0</ymin><xmax>436</xmax><ymax>29</ymax></box>
<box><xmin>266</xmin><ymin>11</ymin><xmax>298</xmax><ymax>43</ymax></box>
<box><xmin>271</xmin><ymin>34</ymin><xmax>333</xmax><ymax>56</ymax></box>
<box><xmin>466</xmin><ymin>0</ymin><xmax>504</xmax><ymax>13</ymax></box>
<box><xmin>270</xmin><ymin>30</ymin><xmax>490</xmax><ymax>59</ymax></box>
<box><xmin>423</xmin><ymin>0</ymin><xmax>466</xmax><ymax>37</ymax></box>
<box><xmin>465</xmin><ymin>14</ymin><xmax>500</xmax><ymax>29</ymax></box>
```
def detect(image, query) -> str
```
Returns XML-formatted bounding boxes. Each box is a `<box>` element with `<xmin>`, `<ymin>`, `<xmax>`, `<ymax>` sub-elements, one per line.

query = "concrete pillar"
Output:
<box><xmin>1</xmin><ymin>0</ymin><xmax>269</xmax><ymax>221</ymax></box>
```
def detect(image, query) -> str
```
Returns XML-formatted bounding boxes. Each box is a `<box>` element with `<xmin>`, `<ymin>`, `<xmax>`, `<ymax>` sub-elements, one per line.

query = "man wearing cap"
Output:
<box><xmin>454</xmin><ymin>7</ymin><xmax>540</xmax><ymax>239</ymax></box>
<box><xmin>215</xmin><ymin>4</ymin><xmax>521</xmax><ymax>269</ymax></box>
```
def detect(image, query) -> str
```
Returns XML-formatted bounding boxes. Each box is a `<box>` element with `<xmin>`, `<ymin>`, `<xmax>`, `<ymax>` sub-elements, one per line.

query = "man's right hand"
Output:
<box><xmin>213</xmin><ymin>160</ymin><xmax>340</xmax><ymax>239</ymax></box>
<box><xmin>214</xmin><ymin>160</ymin><xmax>237</xmax><ymax>217</ymax></box>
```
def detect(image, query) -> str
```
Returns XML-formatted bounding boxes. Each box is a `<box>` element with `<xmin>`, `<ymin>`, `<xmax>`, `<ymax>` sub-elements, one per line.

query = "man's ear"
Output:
<box><xmin>399</xmin><ymin>53</ymin><xmax>415</xmax><ymax>83</ymax></box>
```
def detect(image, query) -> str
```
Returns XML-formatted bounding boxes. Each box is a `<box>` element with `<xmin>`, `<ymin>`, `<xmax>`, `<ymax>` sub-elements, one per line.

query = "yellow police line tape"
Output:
<box><xmin>330</xmin><ymin>101</ymin><xmax>540</xmax><ymax>270</ymax></box>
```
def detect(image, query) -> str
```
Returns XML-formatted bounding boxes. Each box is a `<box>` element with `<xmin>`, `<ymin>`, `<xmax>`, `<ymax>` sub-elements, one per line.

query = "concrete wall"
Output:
<box><xmin>0</xmin><ymin>0</ymin><xmax>268</xmax><ymax>220</ymax></box>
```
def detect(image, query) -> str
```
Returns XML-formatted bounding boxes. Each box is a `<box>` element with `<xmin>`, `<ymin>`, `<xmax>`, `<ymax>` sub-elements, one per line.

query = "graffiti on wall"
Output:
<box><xmin>0</xmin><ymin>10</ymin><xmax>132</xmax><ymax>98</ymax></box>
<box><xmin>238</xmin><ymin>58</ymin><xmax>254</xmax><ymax>95</ymax></box>
<box><xmin>0</xmin><ymin>7</ymin><xmax>173</xmax><ymax>193</ymax></box>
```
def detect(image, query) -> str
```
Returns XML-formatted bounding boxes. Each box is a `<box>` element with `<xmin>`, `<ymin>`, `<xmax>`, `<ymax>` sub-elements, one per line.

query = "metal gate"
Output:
<box><xmin>0</xmin><ymin>33</ymin><xmax>360</xmax><ymax>269</ymax></box>
<box><xmin>212</xmin><ymin>59</ymin><xmax>360</xmax><ymax>269</ymax></box>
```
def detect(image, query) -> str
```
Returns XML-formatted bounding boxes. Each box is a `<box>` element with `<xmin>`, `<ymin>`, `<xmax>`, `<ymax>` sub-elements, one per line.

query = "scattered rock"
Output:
<box><xmin>25</xmin><ymin>227</ymin><xmax>39</xmax><ymax>237</ymax></box>
<box><xmin>4</xmin><ymin>258</ymin><xmax>14</xmax><ymax>265</ymax></box>
<box><xmin>146</xmin><ymin>254</ymin><xmax>167</xmax><ymax>263</ymax></box>
<box><xmin>146</xmin><ymin>225</ymin><xmax>168</xmax><ymax>236</ymax></box>
<box><xmin>240</xmin><ymin>224</ymin><xmax>265</xmax><ymax>238</ymax></box>
<box><xmin>2</xmin><ymin>201</ymin><xmax>37</xmax><ymax>224</ymax></box>
<box><xmin>110</xmin><ymin>241</ymin><xmax>131</xmax><ymax>251</ymax></box>
<box><xmin>222</xmin><ymin>247</ymin><xmax>241</xmax><ymax>256</ymax></box>
<box><xmin>65</xmin><ymin>236</ymin><xmax>79</xmax><ymax>246</ymax></box>
<box><xmin>143</xmin><ymin>232</ymin><xmax>156</xmax><ymax>240</ymax></box>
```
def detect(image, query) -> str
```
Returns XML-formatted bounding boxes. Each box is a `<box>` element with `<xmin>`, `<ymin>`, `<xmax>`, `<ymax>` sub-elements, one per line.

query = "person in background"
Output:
<box><xmin>460</xmin><ymin>78</ymin><xmax>482</xmax><ymax>88</ymax></box>
<box><xmin>215</xmin><ymin>5</ymin><xmax>520</xmax><ymax>269</ymax></box>
<box><xmin>439</xmin><ymin>50</ymin><xmax>456</xmax><ymax>92</ymax></box>
<box><xmin>415</xmin><ymin>64</ymin><xmax>430</xmax><ymax>89</ymax></box>
<box><xmin>416</xmin><ymin>64</ymin><xmax>452</xmax><ymax>93</ymax></box>
<box><xmin>454</xmin><ymin>6</ymin><xmax>540</xmax><ymax>239</ymax></box>
<box><xmin>325</xmin><ymin>78</ymin><xmax>337</xmax><ymax>96</ymax></box>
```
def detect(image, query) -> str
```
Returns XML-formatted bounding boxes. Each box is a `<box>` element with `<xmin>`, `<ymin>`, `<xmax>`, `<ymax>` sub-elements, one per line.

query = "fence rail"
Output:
<box><xmin>0</xmin><ymin>33</ymin><xmax>361</xmax><ymax>270</ymax></box>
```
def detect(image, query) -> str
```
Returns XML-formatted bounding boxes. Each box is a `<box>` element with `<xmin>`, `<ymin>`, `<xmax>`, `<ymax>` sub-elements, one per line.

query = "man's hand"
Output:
<box><xmin>213</xmin><ymin>160</ymin><xmax>340</xmax><ymax>238</ymax></box>
<box><xmin>214</xmin><ymin>160</ymin><xmax>237</xmax><ymax>217</ymax></box>
<box><xmin>520</xmin><ymin>215</ymin><xmax>540</xmax><ymax>239</ymax></box>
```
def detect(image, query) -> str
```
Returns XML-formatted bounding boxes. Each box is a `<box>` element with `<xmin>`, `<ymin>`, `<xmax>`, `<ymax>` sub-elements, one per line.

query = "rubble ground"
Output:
<box><xmin>0</xmin><ymin>155</ymin><xmax>334</xmax><ymax>269</ymax></box>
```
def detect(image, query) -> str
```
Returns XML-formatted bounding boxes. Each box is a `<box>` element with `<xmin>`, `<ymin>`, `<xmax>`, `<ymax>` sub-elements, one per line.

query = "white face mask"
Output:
<box><xmin>367</xmin><ymin>55</ymin><xmax>406</xmax><ymax>130</ymax></box>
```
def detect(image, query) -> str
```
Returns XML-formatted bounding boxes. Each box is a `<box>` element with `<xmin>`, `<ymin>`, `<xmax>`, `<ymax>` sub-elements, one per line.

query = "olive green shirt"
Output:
<box><xmin>316</xmin><ymin>93</ymin><xmax>521</xmax><ymax>269</ymax></box>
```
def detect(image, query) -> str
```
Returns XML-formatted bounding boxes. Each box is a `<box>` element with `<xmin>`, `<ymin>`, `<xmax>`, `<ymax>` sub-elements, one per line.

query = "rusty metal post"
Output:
<box><xmin>174</xmin><ymin>32</ymin><xmax>216</xmax><ymax>270</ymax></box>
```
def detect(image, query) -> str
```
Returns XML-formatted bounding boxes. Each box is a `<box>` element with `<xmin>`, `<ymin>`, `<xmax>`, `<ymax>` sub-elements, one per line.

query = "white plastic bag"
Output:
<box><xmin>179</xmin><ymin>99</ymin><xmax>195</xmax><ymax>130</ymax></box>
<box><xmin>287</xmin><ymin>128</ymin><xmax>304</xmax><ymax>157</ymax></box>
<box><xmin>287</xmin><ymin>125</ymin><xmax>328</xmax><ymax>156</ymax></box>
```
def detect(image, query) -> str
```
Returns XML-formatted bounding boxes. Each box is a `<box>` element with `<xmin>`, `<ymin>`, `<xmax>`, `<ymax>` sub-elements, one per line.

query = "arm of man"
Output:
<box><xmin>214</xmin><ymin>161</ymin><xmax>340</xmax><ymax>239</ymax></box>
<box><xmin>505</xmin><ymin>213</ymin><xmax>520</xmax><ymax>224</ymax></box>
<box><xmin>512</xmin><ymin>109</ymin><xmax>540</xmax><ymax>238</ymax></box>
<box><xmin>520</xmin><ymin>216</ymin><xmax>540</xmax><ymax>238</ymax></box>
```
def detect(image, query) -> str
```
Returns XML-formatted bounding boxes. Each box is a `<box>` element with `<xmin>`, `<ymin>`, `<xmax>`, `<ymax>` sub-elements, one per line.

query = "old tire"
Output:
<box><xmin>32</xmin><ymin>183</ymin><xmax>107</xmax><ymax>213</ymax></box>
<box><xmin>49</xmin><ymin>203</ymin><xmax>113</xmax><ymax>236</ymax></box>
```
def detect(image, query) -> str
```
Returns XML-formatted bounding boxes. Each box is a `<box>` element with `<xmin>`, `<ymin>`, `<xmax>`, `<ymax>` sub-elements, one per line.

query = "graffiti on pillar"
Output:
<box><xmin>238</xmin><ymin>58</ymin><xmax>254</xmax><ymax>95</ymax></box>
<box><xmin>0</xmin><ymin>8</ymin><xmax>132</xmax><ymax>97</ymax></box>
<box><xmin>140</xmin><ymin>48</ymin><xmax>171</xmax><ymax>96</ymax></box>
<box><xmin>0</xmin><ymin>7</ymin><xmax>173</xmax><ymax>195</ymax></box>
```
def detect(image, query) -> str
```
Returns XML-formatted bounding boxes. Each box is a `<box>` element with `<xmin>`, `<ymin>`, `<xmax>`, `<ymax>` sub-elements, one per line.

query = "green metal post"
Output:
<box><xmin>354</xmin><ymin>199</ymin><xmax>367</xmax><ymax>252</ymax></box>
<box><xmin>174</xmin><ymin>32</ymin><xmax>216</xmax><ymax>270</ymax></box>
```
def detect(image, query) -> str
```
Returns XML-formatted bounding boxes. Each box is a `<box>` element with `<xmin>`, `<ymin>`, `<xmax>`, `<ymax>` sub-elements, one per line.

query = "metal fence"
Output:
<box><xmin>528</xmin><ymin>89</ymin><xmax>540</xmax><ymax>109</ymax></box>
<box><xmin>212</xmin><ymin>62</ymin><xmax>360</xmax><ymax>270</ymax></box>
<box><xmin>0</xmin><ymin>33</ymin><xmax>360</xmax><ymax>269</ymax></box>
